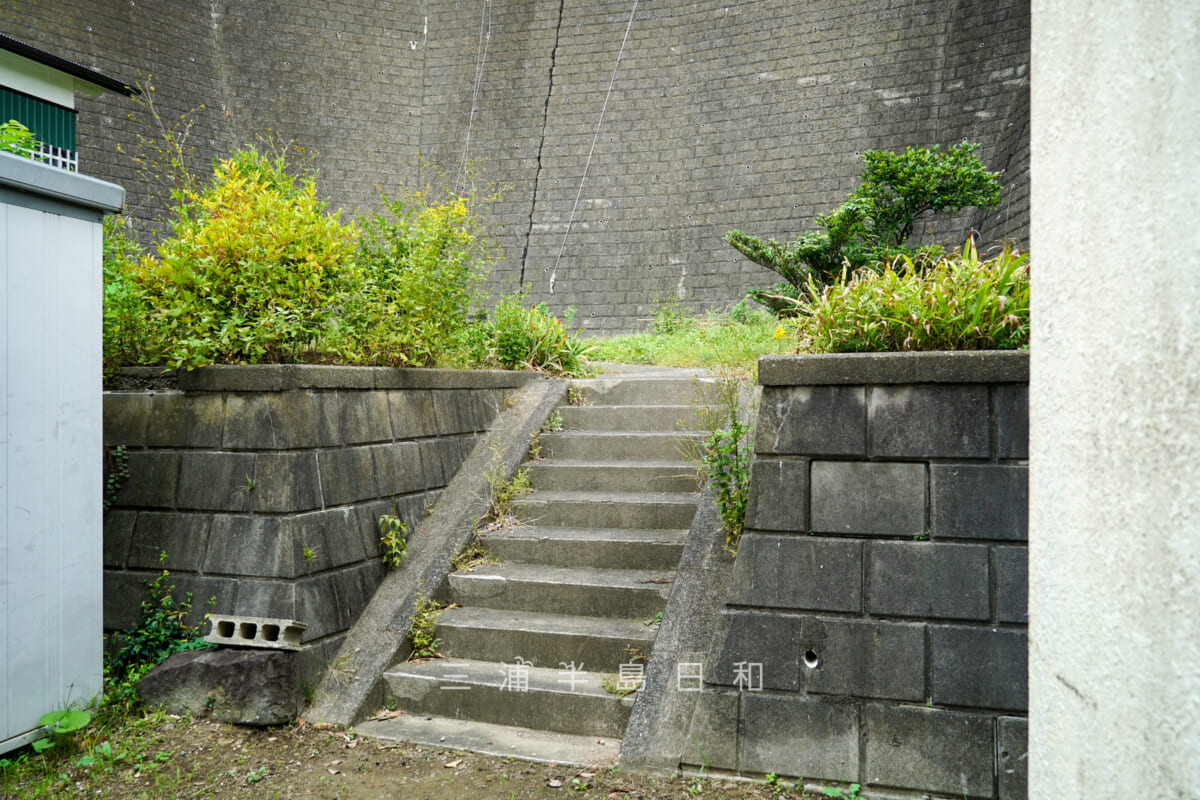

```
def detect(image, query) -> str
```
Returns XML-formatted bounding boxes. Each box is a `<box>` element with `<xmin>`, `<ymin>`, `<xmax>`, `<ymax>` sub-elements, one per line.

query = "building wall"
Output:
<box><xmin>2</xmin><ymin>0</ymin><xmax>1028</xmax><ymax>332</ymax></box>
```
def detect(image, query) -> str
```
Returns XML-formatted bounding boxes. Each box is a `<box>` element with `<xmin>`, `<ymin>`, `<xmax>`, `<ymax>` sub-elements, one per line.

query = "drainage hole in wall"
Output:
<box><xmin>803</xmin><ymin>650</ymin><xmax>821</xmax><ymax>669</ymax></box>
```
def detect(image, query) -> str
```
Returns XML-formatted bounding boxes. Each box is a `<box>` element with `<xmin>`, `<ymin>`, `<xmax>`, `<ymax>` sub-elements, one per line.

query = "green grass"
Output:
<box><xmin>587</xmin><ymin>306</ymin><xmax>791</xmax><ymax>377</ymax></box>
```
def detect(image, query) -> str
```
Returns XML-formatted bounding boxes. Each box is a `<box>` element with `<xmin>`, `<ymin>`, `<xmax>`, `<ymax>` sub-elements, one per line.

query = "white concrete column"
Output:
<box><xmin>1030</xmin><ymin>2</ymin><xmax>1200</xmax><ymax>795</ymax></box>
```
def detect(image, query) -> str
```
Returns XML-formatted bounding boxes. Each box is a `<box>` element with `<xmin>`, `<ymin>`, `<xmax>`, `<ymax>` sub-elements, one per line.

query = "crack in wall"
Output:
<box><xmin>519</xmin><ymin>0</ymin><xmax>565</xmax><ymax>288</ymax></box>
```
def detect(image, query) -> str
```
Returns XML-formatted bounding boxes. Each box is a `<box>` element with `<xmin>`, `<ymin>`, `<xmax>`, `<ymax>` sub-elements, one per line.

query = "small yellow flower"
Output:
<box><xmin>773</xmin><ymin>325</ymin><xmax>787</xmax><ymax>340</ymax></box>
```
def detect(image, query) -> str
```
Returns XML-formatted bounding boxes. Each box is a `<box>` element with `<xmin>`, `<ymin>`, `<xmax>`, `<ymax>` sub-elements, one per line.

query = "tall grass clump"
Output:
<box><xmin>788</xmin><ymin>241</ymin><xmax>1029</xmax><ymax>352</ymax></box>
<box><xmin>489</xmin><ymin>294</ymin><xmax>595</xmax><ymax>377</ymax></box>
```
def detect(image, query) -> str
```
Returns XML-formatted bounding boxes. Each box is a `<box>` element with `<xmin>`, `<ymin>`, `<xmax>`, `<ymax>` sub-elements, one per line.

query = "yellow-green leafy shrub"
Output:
<box><xmin>129</xmin><ymin>147</ymin><xmax>360</xmax><ymax>367</ymax></box>
<box><xmin>345</xmin><ymin>190</ymin><xmax>492</xmax><ymax>366</ymax></box>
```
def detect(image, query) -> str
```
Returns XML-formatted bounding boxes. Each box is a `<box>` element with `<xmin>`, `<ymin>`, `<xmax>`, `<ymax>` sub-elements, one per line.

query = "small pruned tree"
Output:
<box><xmin>726</xmin><ymin>142</ymin><xmax>1002</xmax><ymax>315</ymax></box>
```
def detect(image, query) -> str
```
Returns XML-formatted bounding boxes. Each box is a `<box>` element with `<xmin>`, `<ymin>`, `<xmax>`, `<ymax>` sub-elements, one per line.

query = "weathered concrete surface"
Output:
<box><xmin>759</xmin><ymin>351</ymin><xmax>1029</xmax><ymax>386</ymax></box>
<box><xmin>355</xmin><ymin>714</ymin><xmax>620</xmax><ymax>767</ymax></box>
<box><xmin>138</xmin><ymin>649</ymin><xmax>302</xmax><ymax>726</ymax></box>
<box><xmin>618</xmin><ymin>488</ymin><xmax>734</xmax><ymax>775</ymax></box>
<box><xmin>1031</xmin><ymin>4</ymin><xmax>1200</xmax><ymax>793</ymax></box>
<box><xmin>305</xmin><ymin>377</ymin><xmax>566</xmax><ymax>727</ymax></box>
<box><xmin>103</xmin><ymin>369</ymin><xmax>519</xmax><ymax>683</ymax></box>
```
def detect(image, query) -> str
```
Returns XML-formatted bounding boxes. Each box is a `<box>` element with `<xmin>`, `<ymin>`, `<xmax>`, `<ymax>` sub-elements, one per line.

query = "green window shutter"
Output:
<box><xmin>0</xmin><ymin>87</ymin><xmax>76</xmax><ymax>151</ymax></box>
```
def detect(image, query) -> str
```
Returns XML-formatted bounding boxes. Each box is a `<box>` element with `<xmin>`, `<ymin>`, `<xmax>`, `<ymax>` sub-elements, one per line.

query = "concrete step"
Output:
<box><xmin>572</xmin><ymin>376</ymin><xmax>716</xmax><ymax>406</ymax></box>
<box><xmin>481</xmin><ymin>526</ymin><xmax>687</xmax><ymax>570</ymax></box>
<box><xmin>436</xmin><ymin>607</ymin><xmax>657</xmax><ymax>671</ymax></box>
<box><xmin>447</xmin><ymin>563</ymin><xmax>674</xmax><ymax>618</ymax></box>
<box><xmin>515</xmin><ymin>490</ymin><xmax>700</xmax><ymax>530</ymax></box>
<box><xmin>354</xmin><ymin>713</ymin><xmax>620</xmax><ymax>767</ymax></box>
<box><xmin>557</xmin><ymin>404</ymin><xmax>701</xmax><ymax>432</ymax></box>
<box><xmin>526</xmin><ymin>460</ymin><xmax>698</xmax><ymax>493</ymax></box>
<box><xmin>538</xmin><ymin>431</ymin><xmax>703</xmax><ymax>461</ymax></box>
<box><xmin>382</xmin><ymin>657</ymin><xmax>636</xmax><ymax>738</ymax></box>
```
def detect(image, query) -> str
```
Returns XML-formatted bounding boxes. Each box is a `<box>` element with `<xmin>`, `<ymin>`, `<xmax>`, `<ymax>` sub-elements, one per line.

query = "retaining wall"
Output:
<box><xmin>684</xmin><ymin>352</ymin><xmax>1028</xmax><ymax>799</ymax></box>
<box><xmin>1</xmin><ymin>0</ymin><xmax>1028</xmax><ymax>332</ymax></box>
<box><xmin>103</xmin><ymin>365</ymin><xmax>531</xmax><ymax>682</ymax></box>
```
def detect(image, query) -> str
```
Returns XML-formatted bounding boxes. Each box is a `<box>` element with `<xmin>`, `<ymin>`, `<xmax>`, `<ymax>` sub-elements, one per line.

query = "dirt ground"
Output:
<box><xmin>1</xmin><ymin>714</ymin><xmax>832</xmax><ymax>800</ymax></box>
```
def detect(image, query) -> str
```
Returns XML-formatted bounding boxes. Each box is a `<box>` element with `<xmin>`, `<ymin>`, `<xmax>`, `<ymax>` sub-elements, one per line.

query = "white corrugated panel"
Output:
<box><xmin>1</xmin><ymin>199</ymin><xmax>103</xmax><ymax>750</ymax></box>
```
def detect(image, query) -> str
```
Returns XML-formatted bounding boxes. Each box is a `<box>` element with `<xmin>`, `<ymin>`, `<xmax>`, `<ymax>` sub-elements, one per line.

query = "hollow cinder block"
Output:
<box><xmin>205</xmin><ymin>614</ymin><xmax>307</xmax><ymax>651</ymax></box>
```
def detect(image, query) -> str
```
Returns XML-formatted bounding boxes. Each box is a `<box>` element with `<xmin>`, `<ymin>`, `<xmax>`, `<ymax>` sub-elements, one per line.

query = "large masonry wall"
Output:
<box><xmin>3</xmin><ymin>0</ymin><xmax>1027</xmax><ymax>331</ymax></box>
<box><xmin>684</xmin><ymin>353</ymin><xmax>1029</xmax><ymax>798</ymax></box>
<box><xmin>102</xmin><ymin>366</ymin><xmax>530</xmax><ymax>681</ymax></box>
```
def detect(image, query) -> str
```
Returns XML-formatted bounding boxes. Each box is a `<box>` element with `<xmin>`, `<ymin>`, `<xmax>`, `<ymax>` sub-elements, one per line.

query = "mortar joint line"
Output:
<box><xmin>549</xmin><ymin>0</ymin><xmax>639</xmax><ymax>295</ymax></box>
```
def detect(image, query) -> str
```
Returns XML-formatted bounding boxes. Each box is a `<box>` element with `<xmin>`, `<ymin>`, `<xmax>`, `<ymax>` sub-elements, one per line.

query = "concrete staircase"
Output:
<box><xmin>357</xmin><ymin>369</ymin><xmax>707</xmax><ymax>764</ymax></box>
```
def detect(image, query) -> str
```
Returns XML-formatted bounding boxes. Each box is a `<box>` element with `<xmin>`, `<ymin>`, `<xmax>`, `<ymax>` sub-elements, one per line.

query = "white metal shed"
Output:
<box><xmin>1</xmin><ymin>152</ymin><xmax>123</xmax><ymax>753</ymax></box>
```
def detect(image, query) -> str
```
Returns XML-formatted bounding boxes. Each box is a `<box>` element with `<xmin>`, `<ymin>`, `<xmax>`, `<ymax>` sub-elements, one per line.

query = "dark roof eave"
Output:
<box><xmin>0</xmin><ymin>33</ymin><xmax>138</xmax><ymax>97</ymax></box>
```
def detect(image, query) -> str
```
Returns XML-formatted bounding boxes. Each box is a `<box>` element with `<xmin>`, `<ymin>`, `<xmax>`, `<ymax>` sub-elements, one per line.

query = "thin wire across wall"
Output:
<box><xmin>548</xmin><ymin>0</ymin><xmax>638</xmax><ymax>295</ymax></box>
<box><xmin>456</xmin><ymin>0</ymin><xmax>492</xmax><ymax>194</ymax></box>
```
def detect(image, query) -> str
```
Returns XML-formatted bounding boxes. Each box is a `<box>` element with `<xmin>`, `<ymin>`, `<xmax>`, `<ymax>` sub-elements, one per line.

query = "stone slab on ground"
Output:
<box><xmin>354</xmin><ymin>714</ymin><xmax>620</xmax><ymax>767</ymax></box>
<box><xmin>138</xmin><ymin>649</ymin><xmax>301</xmax><ymax>726</ymax></box>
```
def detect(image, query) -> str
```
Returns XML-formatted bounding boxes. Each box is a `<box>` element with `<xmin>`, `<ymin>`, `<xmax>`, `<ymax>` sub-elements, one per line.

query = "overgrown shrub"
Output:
<box><xmin>727</xmin><ymin>142</ymin><xmax>1002</xmax><ymax>314</ymax></box>
<box><xmin>102</xmin><ymin>216</ymin><xmax>156</xmax><ymax>375</ymax></box>
<box><xmin>346</xmin><ymin>189</ymin><xmax>493</xmax><ymax>366</ymax></box>
<box><xmin>787</xmin><ymin>240</ymin><xmax>1029</xmax><ymax>352</ymax></box>
<box><xmin>490</xmin><ymin>294</ymin><xmax>594</xmax><ymax>377</ymax></box>
<box><xmin>126</xmin><ymin>146</ymin><xmax>360</xmax><ymax>368</ymax></box>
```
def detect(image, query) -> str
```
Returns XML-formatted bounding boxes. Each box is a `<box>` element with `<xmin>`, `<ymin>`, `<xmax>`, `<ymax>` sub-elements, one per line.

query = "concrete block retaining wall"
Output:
<box><xmin>685</xmin><ymin>352</ymin><xmax>1028</xmax><ymax>799</ymax></box>
<box><xmin>0</xmin><ymin>0</ymin><xmax>1028</xmax><ymax>333</ymax></box>
<box><xmin>103</xmin><ymin>366</ymin><xmax>531</xmax><ymax>683</ymax></box>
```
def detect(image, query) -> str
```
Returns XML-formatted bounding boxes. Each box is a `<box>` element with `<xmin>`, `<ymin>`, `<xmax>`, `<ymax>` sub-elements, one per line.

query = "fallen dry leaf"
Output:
<box><xmin>444</xmin><ymin>758</ymin><xmax>463</xmax><ymax>768</ymax></box>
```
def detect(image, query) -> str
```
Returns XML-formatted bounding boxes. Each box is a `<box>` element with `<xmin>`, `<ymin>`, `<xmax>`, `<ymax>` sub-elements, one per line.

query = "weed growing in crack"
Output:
<box><xmin>452</xmin><ymin>535</ymin><xmax>500</xmax><ymax>572</ymax></box>
<box><xmin>407</xmin><ymin>598</ymin><xmax>445</xmax><ymax>661</ymax></box>
<box><xmin>682</xmin><ymin>373</ymin><xmax>755</xmax><ymax>553</ymax></box>
<box><xmin>379</xmin><ymin>512</ymin><xmax>409</xmax><ymax>569</ymax></box>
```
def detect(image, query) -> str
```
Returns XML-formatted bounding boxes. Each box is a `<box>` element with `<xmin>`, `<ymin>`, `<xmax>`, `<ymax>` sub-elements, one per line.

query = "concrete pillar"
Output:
<box><xmin>1030</xmin><ymin>2</ymin><xmax>1200</xmax><ymax>796</ymax></box>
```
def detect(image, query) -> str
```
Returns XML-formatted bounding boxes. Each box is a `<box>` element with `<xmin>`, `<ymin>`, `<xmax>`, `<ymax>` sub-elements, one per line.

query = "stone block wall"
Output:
<box><xmin>103</xmin><ymin>365</ymin><xmax>530</xmax><ymax>682</ymax></box>
<box><xmin>0</xmin><ymin>0</ymin><xmax>1028</xmax><ymax>332</ymax></box>
<box><xmin>686</xmin><ymin>352</ymin><xmax>1028</xmax><ymax>799</ymax></box>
